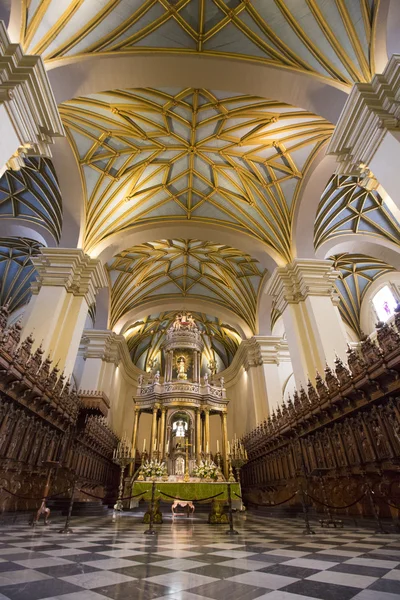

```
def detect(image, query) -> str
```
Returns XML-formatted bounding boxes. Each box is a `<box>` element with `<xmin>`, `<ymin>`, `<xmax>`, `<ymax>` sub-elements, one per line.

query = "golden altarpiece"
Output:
<box><xmin>131</xmin><ymin>313</ymin><xmax>229</xmax><ymax>478</ymax></box>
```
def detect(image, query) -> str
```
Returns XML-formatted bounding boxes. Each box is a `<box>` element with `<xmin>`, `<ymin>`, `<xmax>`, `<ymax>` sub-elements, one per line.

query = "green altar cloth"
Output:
<box><xmin>133</xmin><ymin>481</ymin><xmax>240</xmax><ymax>502</ymax></box>
<box><xmin>132</xmin><ymin>481</ymin><xmax>241</xmax><ymax>524</ymax></box>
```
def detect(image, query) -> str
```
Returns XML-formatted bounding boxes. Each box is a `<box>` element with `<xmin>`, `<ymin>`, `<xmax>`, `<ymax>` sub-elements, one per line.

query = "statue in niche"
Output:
<box><xmin>176</xmin><ymin>356</ymin><xmax>187</xmax><ymax>380</ymax></box>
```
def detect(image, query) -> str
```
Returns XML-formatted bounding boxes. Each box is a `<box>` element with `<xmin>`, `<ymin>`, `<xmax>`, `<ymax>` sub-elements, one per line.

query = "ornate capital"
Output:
<box><xmin>80</xmin><ymin>329</ymin><xmax>126</xmax><ymax>365</ymax></box>
<box><xmin>327</xmin><ymin>53</ymin><xmax>400</xmax><ymax>176</ymax></box>
<box><xmin>31</xmin><ymin>248</ymin><xmax>108</xmax><ymax>305</ymax></box>
<box><xmin>265</xmin><ymin>259</ymin><xmax>340</xmax><ymax>314</ymax></box>
<box><xmin>0</xmin><ymin>22</ymin><xmax>64</xmax><ymax>172</ymax></box>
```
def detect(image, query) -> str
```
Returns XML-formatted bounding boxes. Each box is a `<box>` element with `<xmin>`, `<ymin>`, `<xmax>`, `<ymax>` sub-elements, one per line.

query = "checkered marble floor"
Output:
<box><xmin>0</xmin><ymin>512</ymin><xmax>399</xmax><ymax>600</ymax></box>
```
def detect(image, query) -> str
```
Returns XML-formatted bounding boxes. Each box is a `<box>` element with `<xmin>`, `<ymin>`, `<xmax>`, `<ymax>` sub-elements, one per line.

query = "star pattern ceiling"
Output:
<box><xmin>0</xmin><ymin>237</ymin><xmax>43</xmax><ymax>313</ymax></box>
<box><xmin>314</xmin><ymin>175</ymin><xmax>400</xmax><ymax>251</ymax></box>
<box><xmin>107</xmin><ymin>239</ymin><xmax>266</xmax><ymax>334</ymax></box>
<box><xmin>22</xmin><ymin>0</ymin><xmax>376</xmax><ymax>84</ymax></box>
<box><xmin>124</xmin><ymin>311</ymin><xmax>241</xmax><ymax>371</ymax></box>
<box><xmin>0</xmin><ymin>157</ymin><xmax>63</xmax><ymax>243</ymax></box>
<box><xmin>331</xmin><ymin>253</ymin><xmax>395</xmax><ymax>336</ymax></box>
<box><xmin>61</xmin><ymin>87</ymin><xmax>332</xmax><ymax>262</ymax></box>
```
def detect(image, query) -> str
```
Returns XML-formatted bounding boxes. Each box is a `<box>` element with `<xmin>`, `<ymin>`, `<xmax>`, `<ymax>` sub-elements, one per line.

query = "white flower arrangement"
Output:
<box><xmin>142</xmin><ymin>459</ymin><xmax>167</xmax><ymax>478</ymax></box>
<box><xmin>192</xmin><ymin>459</ymin><xmax>218</xmax><ymax>480</ymax></box>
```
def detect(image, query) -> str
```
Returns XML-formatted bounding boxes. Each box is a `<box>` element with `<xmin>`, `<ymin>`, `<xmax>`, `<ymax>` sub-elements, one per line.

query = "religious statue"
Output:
<box><xmin>172</xmin><ymin>312</ymin><xmax>197</xmax><ymax>331</ymax></box>
<box><xmin>219</xmin><ymin>376</ymin><xmax>225</xmax><ymax>388</ymax></box>
<box><xmin>204</xmin><ymin>373</ymin><xmax>209</xmax><ymax>384</ymax></box>
<box><xmin>138</xmin><ymin>374</ymin><xmax>144</xmax><ymax>386</ymax></box>
<box><xmin>176</xmin><ymin>356</ymin><xmax>187</xmax><ymax>380</ymax></box>
<box><xmin>154</xmin><ymin>370</ymin><xmax>160</xmax><ymax>383</ymax></box>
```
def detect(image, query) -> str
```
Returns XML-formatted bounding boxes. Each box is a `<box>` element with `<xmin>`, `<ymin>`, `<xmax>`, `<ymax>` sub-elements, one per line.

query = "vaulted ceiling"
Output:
<box><xmin>0</xmin><ymin>237</ymin><xmax>43</xmax><ymax>312</ymax></box>
<box><xmin>61</xmin><ymin>87</ymin><xmax>332</xmax><ymax>261</ymax></box>
<box><xmin>22</xmin><ymin>0</ymin><xmax>376</xmax><ymax>84</ymax></box>
<box><xmin>315</xmin><ymin>175</ymin><xmax>400</xmax><ymax>250</ymax></box>
<box><xmin>331</xmin><ymin>253</ymin><xmax>396</xmax><ymax>336</ymax></box>
<box><xmin>124</xmin><ymin>311</ymin><xmax>242</xmax><ymax>371</ymax></box>
<box><xmin>108</xmin><ymin>239</ymin><xmax>266</xmax><ymax>333</ymax></box>
<box><xmin>1</xmin><ymin>0</ymin><xmax>400</xmax><ymax>357</ymax></box>
<box><xmin>0</xmin><ymin>157</ymin><xmax>62</xmax><ymax>243</ymax></box>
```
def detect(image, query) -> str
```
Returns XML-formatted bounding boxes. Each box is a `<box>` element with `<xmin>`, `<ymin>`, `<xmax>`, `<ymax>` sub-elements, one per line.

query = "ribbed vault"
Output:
<box><xmin>61</xmin><ymin>87</ymin><xmax>332</xmax><ymax>262</ymax></box>
<box><xmin>331</xmin><ymin>253</ymin><xmax>396</xmax><ymax>336</ymax></box>
<box><xmin>22</xmin><ymin>0</ymin><xmax>377</xmax><ymax>84</ymax></box>
<box><xmin>124</xmin><ymin>311</ymin><xmax>241</xmax><ymax>371</ymax></box>
<box><xmin>315</xmin><ymin>175</ymin><xmax>400</xmax><ymax>251</ymax></box>
<box><xmin>0</xmin><ymin>237</ymin><xmax>43</xmax><ymax>312</ymax></box>
<box><xmin>107</xmin><ymin>239</ymin><xmax>266</xmax><ymax>334</ymax></box>
<box><xmin>0</xmin><ymin>158</ymin><xmax>63</xmax><ymax>244</ymax></box>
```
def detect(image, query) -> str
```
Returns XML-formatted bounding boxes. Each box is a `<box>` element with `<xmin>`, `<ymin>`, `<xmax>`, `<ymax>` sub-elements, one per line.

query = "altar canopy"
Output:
<box><xmin>132</xmin><ymin>313</ymin><xmax>230</xmax><ymax>478</ymax></box>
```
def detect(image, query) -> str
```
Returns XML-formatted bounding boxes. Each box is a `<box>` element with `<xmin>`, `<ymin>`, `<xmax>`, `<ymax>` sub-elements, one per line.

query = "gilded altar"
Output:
<box><xmin>131</xmin><ymin>313</ymin><xmax>230</xmax><ymax>479</ymax></box>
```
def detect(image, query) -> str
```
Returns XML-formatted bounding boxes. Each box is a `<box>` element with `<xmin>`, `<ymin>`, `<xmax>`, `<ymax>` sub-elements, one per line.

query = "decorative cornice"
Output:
<box><xmin>265</xmin><ymin>259</ymin><xmax>341</xmax><ymax>314</ymax></box>
<box><xmin>0</xmin><ymin>21</ymin><xmax>64</xmax><ymax>172</ymax></box>
<box><xmin>218</xmin><ymin>336</ymin><xmax>289</xmax><ymax>385</ymax></box>
<box><xmin>79</xmin><ymin>330</ymin><xmax>125</xmax><ymax>365</ymax></box>
<box><xmin>30</xmin><ymin>248</ymin><xmax>108</xmax><ymax>305</ymax></box>
<box><xmin>327</xmin><ymin>53</ymin><xmax>400</xmax><ymax>176</ymax></box>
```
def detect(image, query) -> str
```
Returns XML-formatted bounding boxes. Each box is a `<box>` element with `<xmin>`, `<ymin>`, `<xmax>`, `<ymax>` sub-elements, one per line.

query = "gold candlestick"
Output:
<box><xmin>184</xmin><ymin>439</ymin><xmax>192</xmax><ymax>483</ymax></box>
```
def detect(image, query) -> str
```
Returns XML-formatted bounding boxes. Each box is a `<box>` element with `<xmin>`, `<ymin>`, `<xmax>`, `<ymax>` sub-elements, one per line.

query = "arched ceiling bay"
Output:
<box><xmin>0</xmin><ymin>157</ymin><xmax>62</xmax><ymax>244</ymax></box>
<box><xmin>0</xmin><ymin>237</ymin><xmax>43</xmax><ymax>312</ymax></box>
<box><xmin>61</xmin><ymin>87</ymin><xmax>333</xmax><ymax>262</ymax></box>
<box><xmin>107</xmin><ymin>239</ymin><xmax>266</xmax><ymax>334</ymax></box>
<box><xmin>22</xmin><ymin>0</ymin><xmax>376</xmax><ymax>85</ymax></box>
<box><xmin>315</xmin><ymin>175</ymin><xmax>400</xmax><ymax>251</ymax></box>
<box><xmin>124</xmin><ymin>311</ymin><xmax>242</xmax><ymax>372</ymax></box>
<box><xmin>331</xmin><ymin>252</ymin><xmax>395</xmax><ymax>336</ymax></box>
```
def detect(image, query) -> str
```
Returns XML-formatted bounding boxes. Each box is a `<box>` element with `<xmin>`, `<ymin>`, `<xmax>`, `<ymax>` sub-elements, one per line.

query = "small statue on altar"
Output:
<box><xmin>204</xmin><ymin>372</ymin><xmax>209</xmax><ymax>384</ymax></box>
<box><xmin>138</xmin><ymin>374</ymin><xmax>144</xmax><ymax>386</ymax></box>
<box><xmin>219</xmin><ymin>376</ymin><xmax>225</xmax><ymax>388</ymax></box>
<box><xmin>154</xmin><ymin>370</ymin><xmax>160</xmax><ymax>383</ymax></box>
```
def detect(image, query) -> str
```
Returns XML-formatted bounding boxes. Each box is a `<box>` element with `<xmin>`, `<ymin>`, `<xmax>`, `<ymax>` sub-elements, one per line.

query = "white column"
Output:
<box><xmin>0</xmin><ymin>21</ymin><xmax>64</xmax><ymax>176</ymax></box>
<box><xmin>21</xmin><ymin>248</ymin><xmax>107</xmax><ymax>376</ymax></box>
<box><xmin>327</xmin><ymin>54</ymin><xmax>400</xmax><ymax>208</ymax></box>
<box><xmin>241</xmin><ymin>336</ymin><xmax>288</xmax><ymax>419</ymax></box>
<box><xmin>265</xmin><ymin>259</ymin><xmax>348</xmax><ymax>387</ymax></box>
<box><xmin>77</xmin><ymin>330</ymin><xmax>125</xmax><ymax>394</ymax></box>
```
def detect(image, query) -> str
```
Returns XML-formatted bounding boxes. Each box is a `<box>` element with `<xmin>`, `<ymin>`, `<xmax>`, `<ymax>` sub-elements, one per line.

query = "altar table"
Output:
<box><xmin>132</xmin><ymin>481</ymin><xmax>241</xmax><ymax>523</ymax></box>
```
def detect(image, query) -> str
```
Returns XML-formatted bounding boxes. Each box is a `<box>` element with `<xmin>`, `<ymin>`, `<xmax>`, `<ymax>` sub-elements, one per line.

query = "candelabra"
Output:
<box><xmin>229</xmin><ymin>438</ymin><xmax>248</xmax><ymax>509</ymax></box>
<box><xmin>112</xmin><ymin>436</ymin><xmax>135</xmax><ymax>512</ymax></box>
<box><xmin>215</xmin><ymin>451</ymin><xmax>224</xmax><ymax>481</ymax></box>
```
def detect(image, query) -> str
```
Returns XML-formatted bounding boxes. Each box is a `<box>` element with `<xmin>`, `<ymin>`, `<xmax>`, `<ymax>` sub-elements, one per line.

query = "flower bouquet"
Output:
<box><xmin>192</xmin><ymin>459</ymin><xmax>218</xmax><ymax>481</ymax></box>
<box><xmin>142</xmin><ymin>459</ymin><xmax>167</xmax><ymax>480</ymax></box>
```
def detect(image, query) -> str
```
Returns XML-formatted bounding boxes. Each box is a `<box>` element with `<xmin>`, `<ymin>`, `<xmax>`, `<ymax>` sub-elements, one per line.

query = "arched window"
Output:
<box><xmin>372</xmin><ymin>285</ymin><xmax>397</xmax><ymax>322</ymax></box>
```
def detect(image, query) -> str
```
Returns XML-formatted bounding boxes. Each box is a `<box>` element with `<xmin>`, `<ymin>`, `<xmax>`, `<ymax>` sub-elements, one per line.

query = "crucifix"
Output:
<box><xmin>184</xmin><ymin>438</ymin><xmax>192</xmax><ymax>482</ymax></box>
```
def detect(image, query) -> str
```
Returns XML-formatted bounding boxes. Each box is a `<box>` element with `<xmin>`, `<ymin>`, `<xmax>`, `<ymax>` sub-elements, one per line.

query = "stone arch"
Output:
<box><xmin>94</xmin><ymin>222</ymin><xmax>281</xmax><ymax>271</ymax></box>
<box><xmin>47</xmin><ymin>53</ymin><xmax>349</xmax><ymax>124</ymax></box>
<box><xmin>292</xmin><ymin>150</ymin><xmax>337</xmax><ymax>259</ymax></box>
<box><xmin>315</xmin><ymin>234</ymin><xmax>400</xmax><ymax>270</ymax></box>
<box><xmin>115</xmin><ymin>299</ymin><xmax>251</xmax><ymax>340</ymax></box>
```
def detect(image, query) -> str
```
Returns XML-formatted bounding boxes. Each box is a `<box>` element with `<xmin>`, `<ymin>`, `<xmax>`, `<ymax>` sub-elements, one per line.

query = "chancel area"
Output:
<box><xmin>1</xmin><ymin>2</ymin><xmax>400</xmax><ymax>600</ymax></box>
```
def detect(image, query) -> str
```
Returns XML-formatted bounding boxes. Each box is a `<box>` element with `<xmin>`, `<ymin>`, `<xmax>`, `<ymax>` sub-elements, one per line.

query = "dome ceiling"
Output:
<box><xmin>0</xmin><ymin>158</ymin><xmax>63</xmax><ymax>243</ymax></box>
<box><xmin>23</xmin><ymin>0</ymin><xmax>376</xmax><ymax>84</ymax></box>
<box><xmin>107</xmin><ymin>239</ymin><xmax>266</xmax><ymax>333</ymax></box>
<box><xmin>331</xmin><ymin>253</ymin><xmax>395</xmax><ymax>336</ymax></box>
<box><xmin>0</xmin><ymin>237</ymin><xmax>43</xmax><ymax>312</ymax></box>
<box><xmin>61</xmin><ymin>87</ymin><xmax>332</xmax><ymax>261</ymax></box>
<box><xmin>315</xmin><ymin>175</ymin><xmax>400</xmax><ymax>250</ymax></box>
<box><xmin>124</xmin><ymin>311</ymin><xmax>241</xmax><ymax>372</ymax></box>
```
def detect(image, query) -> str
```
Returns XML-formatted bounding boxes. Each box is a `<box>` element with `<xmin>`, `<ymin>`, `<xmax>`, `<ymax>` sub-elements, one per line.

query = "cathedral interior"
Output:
<box><xmin>1</xmin><ymin>2</ymin><xmax>400</xmax><ymax>599</ymax></box>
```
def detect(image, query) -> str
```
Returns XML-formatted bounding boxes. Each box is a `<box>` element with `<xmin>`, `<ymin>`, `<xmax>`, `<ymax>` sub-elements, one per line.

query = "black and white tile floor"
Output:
<box><xmin>0</xmin><ymin>512</ymin><xmax>399</xmax><ymax>600</ymax></box>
